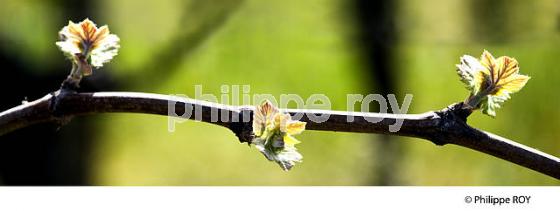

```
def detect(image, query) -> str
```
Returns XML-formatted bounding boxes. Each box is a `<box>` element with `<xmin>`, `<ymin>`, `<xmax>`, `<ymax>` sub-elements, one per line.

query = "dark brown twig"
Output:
<box><xmin>0</xmin><ymin>91</ymin><xmax>558</xmax><ymax>179</ymax></box>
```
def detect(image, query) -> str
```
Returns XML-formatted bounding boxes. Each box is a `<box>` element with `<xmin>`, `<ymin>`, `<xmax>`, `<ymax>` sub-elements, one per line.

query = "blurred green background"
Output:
<box><xmin>0</xmin><ymin>0</ymin><xmax>559</xmax><ymax>185</ymax></box>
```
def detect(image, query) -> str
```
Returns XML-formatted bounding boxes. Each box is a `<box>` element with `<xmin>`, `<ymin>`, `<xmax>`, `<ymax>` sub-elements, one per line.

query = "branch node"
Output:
<box><xmin>430</xmin><ymin>102</ymin><xmax>474</xmax><ymax>146</ymax></box>
<box><xmin>228</xmin><ymin>108</ymin><xmax>254</xmax><ymax>144</ymax></box>
<box><xmin>48</xmin><ymin>90</ymin><xmax>74</xmax><ymax>128</ymax></box>
<box><xmin>60</xmin><ymin>76</ymin><xmax>81</xmax><ymax>91</ymax></box>
<box><xmin>444</xmin><ymin>102</ymin><xmax>473</xmax><ymax>122</ymax></box>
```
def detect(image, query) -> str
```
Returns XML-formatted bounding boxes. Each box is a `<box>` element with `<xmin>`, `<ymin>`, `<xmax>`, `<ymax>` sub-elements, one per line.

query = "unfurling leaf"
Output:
<box><xmin>251</xmin><ymin>100</ymin><xmax>306</xmax><ymax>171</ymax></box>
<box><xmin>56</xmin><ymin>18</ymin><xmax>120</xmax><ymax>77</ymax></box>
<box><xmin>456</xmin><ymin>50</ymin><xmax>530</xmax><ymax>117</ymax></box>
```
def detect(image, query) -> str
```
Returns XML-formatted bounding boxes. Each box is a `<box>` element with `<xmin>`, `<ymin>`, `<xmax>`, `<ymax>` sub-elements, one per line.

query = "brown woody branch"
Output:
<box><xmin>0</xmin><ymin>91</ymin><xmax>559</xmax><ymax>179</ymax></box>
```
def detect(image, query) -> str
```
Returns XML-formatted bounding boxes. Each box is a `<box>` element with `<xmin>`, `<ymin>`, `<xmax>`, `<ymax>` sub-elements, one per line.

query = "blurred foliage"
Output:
<box><xmin>0</xmin><ymin>0</ymin><xmax>559</xmax><ymax>185</ymax></box>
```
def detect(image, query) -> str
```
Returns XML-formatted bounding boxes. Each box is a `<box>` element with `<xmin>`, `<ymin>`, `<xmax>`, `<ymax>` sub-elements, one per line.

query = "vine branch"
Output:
<box><xmin>0</xmin><ymin>91</ymin><xmax>558</xmax><ymax>179</ymax></box>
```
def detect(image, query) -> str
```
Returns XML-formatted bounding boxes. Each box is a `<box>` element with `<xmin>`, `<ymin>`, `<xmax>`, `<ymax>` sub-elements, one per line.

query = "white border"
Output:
<box><xmin>0</xmin><ymin>187</ymin><xmax>557</xmax><ymax>211</ymax></box>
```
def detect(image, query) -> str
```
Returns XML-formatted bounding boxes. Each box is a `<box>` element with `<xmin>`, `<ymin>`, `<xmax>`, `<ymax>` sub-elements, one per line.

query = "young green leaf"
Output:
<box><xmin>252</xmin><ymin>100</ymin><xmax>306</xmax><ymax>171</ymax></box>
<box><xmin>56</xmin><ymin>18</ymin><xmax>120</xmax><ymax>77</ymax></box>
<box><xmin>456</xmin><ymin>50</ymin><xmax>530</xmax><ymax>116</ymax></box>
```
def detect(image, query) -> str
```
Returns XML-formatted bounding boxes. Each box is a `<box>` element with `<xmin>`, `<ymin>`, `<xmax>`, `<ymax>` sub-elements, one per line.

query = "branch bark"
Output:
<box><xmin>1</xmin><ymin>91</ymin><xmax>559</xmax><ymax>179</ymax></box>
